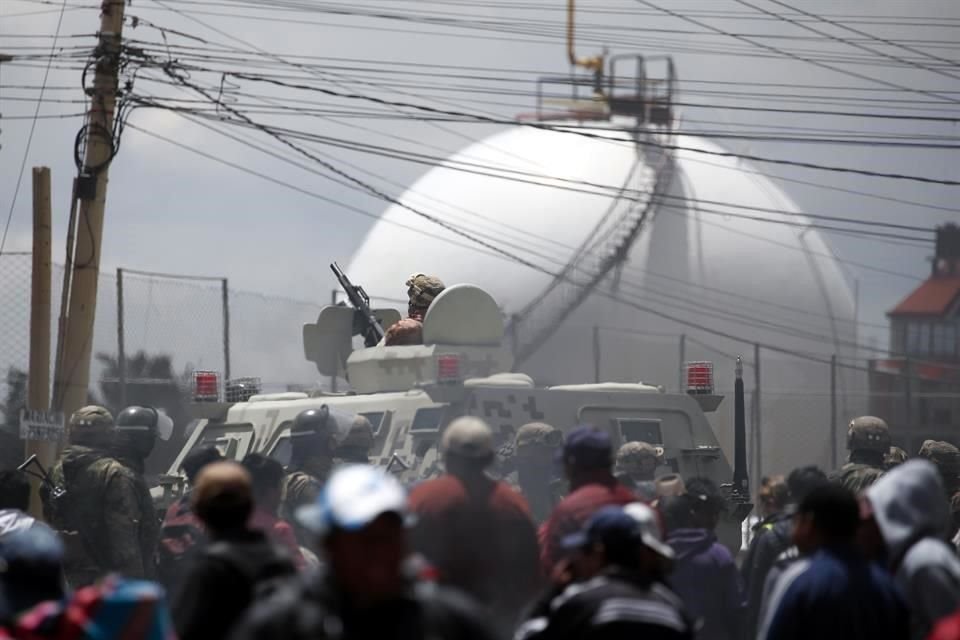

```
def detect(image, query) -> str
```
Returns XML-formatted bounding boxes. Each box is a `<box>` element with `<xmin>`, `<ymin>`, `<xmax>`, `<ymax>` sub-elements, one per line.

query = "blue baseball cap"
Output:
<box><xmin>560</xmin><ymin>425</ymin><xmax>612</xmax><ymax>469</ymax></box>
<box><xmin>296</xmin><ymin>464</ymin><xmax>410</xmax><ymax>536</ymax></box>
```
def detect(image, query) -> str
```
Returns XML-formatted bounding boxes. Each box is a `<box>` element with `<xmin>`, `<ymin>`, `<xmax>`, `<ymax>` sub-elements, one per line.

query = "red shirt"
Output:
<box><xmin>537</xmin><ymin>471</ymin><xmax>637</xmax><ymax>574</ymax></box>
<box><xmin>248</xmin><ymin>507</ymin><xmax>306</xmax><ymax>570</ymax></box>
<box><xmin>930</xmin><ymin>610</ymin><xmax>960</xmax><ymax>640</ymax></box>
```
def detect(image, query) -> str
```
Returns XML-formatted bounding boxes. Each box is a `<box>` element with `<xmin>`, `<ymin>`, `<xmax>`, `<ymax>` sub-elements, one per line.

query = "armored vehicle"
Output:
<box><xmin>160</xmin><ymin>282</ymin><xmax>751</xmax><ymax>550</ymax></box>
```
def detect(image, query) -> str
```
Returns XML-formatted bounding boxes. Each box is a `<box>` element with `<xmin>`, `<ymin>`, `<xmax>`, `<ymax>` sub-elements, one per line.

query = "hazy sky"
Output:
<box><xmin>1</xmin><ymin>0</ymin><xmax>958</xmax><ymax>360</ymax></box>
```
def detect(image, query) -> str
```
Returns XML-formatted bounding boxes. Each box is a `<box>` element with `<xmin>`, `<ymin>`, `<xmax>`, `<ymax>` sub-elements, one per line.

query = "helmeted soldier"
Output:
<box><xmin>918</xmin><ymin>440</ymin><xmax>960</xmax><ymax>495</ymax></box>
<box><xmin>884</xmin><ymin>446</ymin><xmax>909</xmax><ymax>470</ymax></box>
<box><xmin>384</xmin><ymin>274</ymin><xmax>445</xmax><ymax>346</ymax></box>
<box><xmin>615</xmin><ymin>441</ymin><xmax>663</xmax><ymax>501</ymax></box>
<box><xmin>281</xmin><ymin>407</ymin><xmax>339</xmax><ymax>529</ymax></box>
<box><xmin>829</xmin><ymin>416</ymin><xmax>890</xmax><ymax>493</ymax></box>
<box><xmin>44</xmin><ymin>405</ymin><xmax>165</xmax><ymax>587</ymax></box>
<box><xmin>334</xmin><ymin>415</ymin><xmax>375</xmax><ymax>465</ymax></box>
<box><xmin>513</xmin><ymin>422</ymin><xmax>565</xmax><ymax>524</ymax></box>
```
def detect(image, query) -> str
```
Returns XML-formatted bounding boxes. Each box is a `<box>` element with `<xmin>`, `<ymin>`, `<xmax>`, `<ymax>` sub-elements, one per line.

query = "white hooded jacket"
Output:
<box><xmin>0</xmin><ymin>508</ymin><xmax>38</xmax><ymax>538</ymax></box>
<box><xmin>866</xmin><ymin>459</ymin><xmax>960</xmax><ymax>640</ymax></box>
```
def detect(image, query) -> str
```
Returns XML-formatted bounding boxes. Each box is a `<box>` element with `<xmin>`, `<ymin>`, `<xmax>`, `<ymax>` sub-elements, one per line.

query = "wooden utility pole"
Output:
<box><xmin>26</xmin><ymin>167</ymin><xmax>53</xmax><ymax>516</ymax></box>
<box><xmin>52</xmin><ymin>0</ymin><xmax>126</xmax><ymax>418</ymax></box>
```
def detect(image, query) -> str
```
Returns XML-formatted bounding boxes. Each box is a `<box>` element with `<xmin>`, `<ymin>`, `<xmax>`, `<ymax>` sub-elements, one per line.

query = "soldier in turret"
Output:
<box><xmin>829</xmin><ymin>416</ymin><xmax>890</xmax><ymax>493</ymax></box>
<box><xmin>383</xmin><ymin>273</ymin><xmax>445</xmax><ymax>346</ymax></box>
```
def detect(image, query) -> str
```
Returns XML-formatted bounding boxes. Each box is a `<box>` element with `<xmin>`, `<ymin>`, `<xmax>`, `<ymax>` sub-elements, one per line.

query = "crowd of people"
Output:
<box><xmin>1</xmin><ymin>404</ymin><xmax>959</xmax><ymax>640</ymax></box>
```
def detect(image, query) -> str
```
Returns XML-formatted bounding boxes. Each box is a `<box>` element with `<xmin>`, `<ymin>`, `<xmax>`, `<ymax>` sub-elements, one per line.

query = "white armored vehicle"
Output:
<box><xmin>162</xmin><ymin>282</ymin><xmax>751</xmax><ymax>549</ymax></box>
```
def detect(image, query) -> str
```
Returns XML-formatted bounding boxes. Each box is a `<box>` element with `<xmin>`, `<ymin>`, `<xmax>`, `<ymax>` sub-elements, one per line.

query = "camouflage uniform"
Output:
<box><xmin>384</xmin><ymin>274</ymin><xmax>445</xmax><ymax>346</ymax></box>
<box><xmin>884</xmin><ymin>446</ymin><xmax>909</xmax><ymax>470</ymax></box>
<box><xmin>829</xmin><ymin>416</ymin><xmax>890</xmax><ymax>494</ymax></box>
<box><xmin>280</xmin><ymin>408</ymin><xmax>337</xmax><ymax>529</ymax></box>
<box><xmin>614</xmin><ymin>441</ymin><xmax>663</xmax><ymax>501</ymax></box>
<box><xmin>512</xmin><ymin>422</ymin><xmax>565</xmax><ymax>524</ymax></box>
<box><xmin>44</xmin><ymin>406</ymin><xmax>158</xmax><ymax>588</ymax></box>
<box><xmin>918</xmin><ymin>440</ymin><xmax>960</xmax><ymax>539</ymax></box>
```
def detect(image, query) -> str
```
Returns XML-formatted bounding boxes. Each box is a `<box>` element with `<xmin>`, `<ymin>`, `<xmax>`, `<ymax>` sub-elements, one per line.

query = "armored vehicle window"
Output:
<box><xmin>410</xmin><ymin>406</ymin><xmax>445</xmax><ymax>434</ymax></box>
<box><xmin>360</xmin><ymin>411</ymin><xmax>387</xmax><ymax>436</ymax></box>
<box><xmin>188</xmin><ymin>423</ymin><xmax>254</xmax><ymax>461</ymax></box>
<box><xmin>618</xmin><ymin>418</ymin><xmax>663</xmax><ymax>445</ymax></box>
<box><xmin>270</xmin><ymin>437</ymin><xmax>293</xmax><ymax>467</ymax></box>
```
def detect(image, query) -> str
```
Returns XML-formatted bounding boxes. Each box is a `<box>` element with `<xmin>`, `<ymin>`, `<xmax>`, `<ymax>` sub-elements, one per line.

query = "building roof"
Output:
<box><xmin>889</xmin><ymin>277</ymin><xmax>960</xmax><ymax>317</ymax></box>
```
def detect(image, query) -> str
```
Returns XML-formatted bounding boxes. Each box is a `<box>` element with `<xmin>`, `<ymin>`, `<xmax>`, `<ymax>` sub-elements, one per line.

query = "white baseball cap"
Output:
<box><xmin>296</xmin><ymin>464</ymin><xmax>409</xmax><ymax>535</ymax></box>
<box><xmin>623</xmin><ymin>501</ymin><xmax>675</xmax><ymax>560</ymax></box>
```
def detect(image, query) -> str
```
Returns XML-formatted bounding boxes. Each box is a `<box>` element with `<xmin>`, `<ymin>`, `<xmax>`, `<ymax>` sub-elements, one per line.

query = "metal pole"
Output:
<box><xmin>678</xmin><ymin>333</ymin><xmax>686</xmax><ymax>392</ymax></box>
<box><xmin>830</xmin><ymin>354</ymin><xmax>838</xmax><ymax>469</ymax></box>
<box><xmin>330</xmin><ymin>289</ymin><xmax>339</xmax><ymax>392</ymax></box>
<box><xmin>754</xmin><ymin>343</ymin><xmax>762</xmax><ymax>485</ymax></box>
<box><xmin>26</xmin><ymin>167</ymin><xmax>53</xmax><ymax>517</ymax></box>
<box><xmin>53</xmin><ymin>0</ymin><xmax>128</xmax><ymax>418</ymax></box>
<box><xmin>593</xmin><ymin>325</ymin><xmax>601</xmax><ymax>383</ymax></box>
<box><xmin>116</xmin><ymin>268</ymin><xmax>125</xmax><ymax>408</ymax></box>
<box><xmin>222</xmin><ymin>278</ymin><xmax>230</xmax><ymax>381</ymax></box>
<box><xmin>904</xmin><ymin>357</ymin><xmax>913</xmax><ymax>432</ymax></box>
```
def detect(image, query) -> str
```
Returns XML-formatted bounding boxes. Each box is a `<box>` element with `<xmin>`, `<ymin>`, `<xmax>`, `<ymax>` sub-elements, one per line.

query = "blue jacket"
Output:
<box><xmin>666</xmin><ymin>528</ymin><xmax>743</xmax><ymax>640</ymax></box>
<box><xmin>758</xmin><ymin>544</ymin><xmax>908</xmax><ymax>640</ymax></box>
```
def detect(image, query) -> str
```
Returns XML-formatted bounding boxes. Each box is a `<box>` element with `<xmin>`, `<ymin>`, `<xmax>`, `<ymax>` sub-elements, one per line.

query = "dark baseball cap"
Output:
<box><xmin>0</xmin><ymin>524</ymin><xmax>65</xmax><ymax>620</ymax></box>
<box><xmin>560</xmin><ymin>425</ymin><xmax>612</xmax><ymax>470</ymax></box>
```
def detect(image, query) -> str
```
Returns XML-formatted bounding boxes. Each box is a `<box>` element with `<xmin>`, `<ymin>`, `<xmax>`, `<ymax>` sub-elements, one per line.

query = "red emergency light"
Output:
<box><xmin>684</xmin><ymin>361</ymin><xmax>714</xmax><ymax>395</ymax></box>
<box><xmin>193</xmin><ymin>371</ymin><xmax>220</xmax><ymax>402</ymax></box>
<box><xmin>436</xmin><ymin>354</ymin><xmax>463</xmax><ymax>383</ymax></box>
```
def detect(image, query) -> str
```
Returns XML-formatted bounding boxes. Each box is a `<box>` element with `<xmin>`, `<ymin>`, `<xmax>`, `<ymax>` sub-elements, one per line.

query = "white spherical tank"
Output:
<box><xmin>349</xmin><ymin>124</ymin><xmax>864</xmax><ymax>477</ymax></box>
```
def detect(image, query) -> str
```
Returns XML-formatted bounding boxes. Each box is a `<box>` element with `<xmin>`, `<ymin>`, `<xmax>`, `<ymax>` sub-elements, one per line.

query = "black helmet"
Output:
<box><xmin>115</xmin><ymin>406</ymin><xmax>173</xmax><ymax>459</ymax></box>
<box><xmin>290</xmin><ymin>406</ymin><xmax>338</xmax><ymax>468</ymax></box>
<box><xmin>292</xmin><ymin>406</ymin><xmax>332</xmax><ymax>437</ymax></box>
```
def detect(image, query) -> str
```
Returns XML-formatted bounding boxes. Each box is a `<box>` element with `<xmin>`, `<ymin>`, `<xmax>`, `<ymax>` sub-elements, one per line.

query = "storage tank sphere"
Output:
<box><xmin>348</xmin><ymin>124</ymin><xmax>862</xmax><ymax>475</ymax></box>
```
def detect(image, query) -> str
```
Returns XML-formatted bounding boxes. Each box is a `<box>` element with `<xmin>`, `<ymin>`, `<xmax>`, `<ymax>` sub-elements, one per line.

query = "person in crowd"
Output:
<box><xmin>173</xmin><ymin>461</ymin><xmax>296</xmax><ymax>640</ymax></box>
<box><xmin>917</xmin><ymin>440</ymin><xmax>960</xmax><ymax>541</ymax></box>
<box><xmin>517</xmin><ymin>503</ymin><xmax>694</xmax><ymax>640</ymax></box>
<box><xmin>0</xmin><ymin>526</ymin><xmax>65</xmax><ymax>625</ymax></box>
<box><xmin>829</xmin><ymin>416</ymin><xmax>889</xmax><ymax>493</ymax></box>
<box><xmin>0</xmin><ymin>470</ymin><xmax>47</xmax><ymax>539</ymax></box>
<box><xmin>233</xmin><ymin>464</ymin><xmax>496</xmax><ymax>640</ymax></box>
<box><xmin>539</xmin><ymin>425</ymin><xmax>636</xmax><ymax>575</ymax></box>
<box><xmin>241</xmin><ymin>454</ymin><xmax>305</xmax><ymax>570</ymax></box>
<box><xmin>742</xmin><ymin>466</ymin><xmax>828</xmax><ymax>640</ymax></box>
<box><xmin>407</xmin><ymin>416</ymin><xmax>541</xmax><ymax>634</ymax></box>
<box><xmin>758</xmin><ymin>484</ymin><xmax>908</xmax><ymax>640</ymax></box>
<box><xmin>614</xmin><ymin>441</ymin><xmax>661</xmax><ymax>501</ymax></box>
<box><xmin>332</xmin><ymin>415</ymin><xmax>376</xmax><ymax>466</ymax></box>
<box><xmin>281</xmin><ymin>407</ymin><xmax>338</xmax><ymax>530</ymax></box>
<box><xmin>43</xmin><ymin>406</ymin><xmax>157</xmax><ymax>587</ymax></box>
<box><xmin>929</xmin><ymin>609</ymin><xmax>960</xmax><ymax>640</ymax></box>
<box><xmin>859</xmin><ymin>459</ymin><xmax>960</xmax><ymax>640</ymax></box>
<box><xmin>511</xmin><ymin>422</ymin><xmax>565</xmax><ymax>524</ymax></box>
<box><xmin>156</xmin><ymin>446</ymin><xmax>224</xmax><ymax>594</ymax></box>
<box><xmin>663</xmin><ymin>478</ymin><xmax>743</xmax><ymax>640</ymax></box>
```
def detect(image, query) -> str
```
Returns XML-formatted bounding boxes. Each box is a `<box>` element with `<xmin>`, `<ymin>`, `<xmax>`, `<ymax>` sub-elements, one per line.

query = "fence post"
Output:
<box><xmin>830</xmin><ymin>354</ymin><xmax>838</xmax><ymax>469</ymax></box>
<box><xmin>222</xmin><ymin>279</ymin><xmax>231</xmax><ymax>382</ymax></box>
<box><xmin>116</xmin><ymin>268</ymin><xmax>126</xmax><ymax>408</ymax></box>
<box><xmin>678</xmin><ymin>334</ymin><xmax>686</xmax><ymax>392</ymax></box>
<box><xmin>754</xmin><ymin>343</ymin><xmax>762</xmax><ymax>486</ymax></box>
<box><xmin>593</xmin><ymin>325</ymin><xmax>601</xmax><ymax>383</ymax></box>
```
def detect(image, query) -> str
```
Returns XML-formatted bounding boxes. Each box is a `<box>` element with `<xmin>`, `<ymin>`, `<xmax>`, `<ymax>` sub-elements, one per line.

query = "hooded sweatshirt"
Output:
<box><xmin>0</xmin><ymin>509</ymin><xmax>38</xmax><ymax>539</ymax></box>
<box><xmin>666</xmin><ymin>527</ymin><xmax>743</xmax><ymax>640</ymax></box>
<box><xmin>866</xmin><ymin>459</ymin><xmax>960</xmax><ymax>640</ymax></box>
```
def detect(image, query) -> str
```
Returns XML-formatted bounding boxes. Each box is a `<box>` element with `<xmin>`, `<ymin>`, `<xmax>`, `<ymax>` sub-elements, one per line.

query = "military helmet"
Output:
<box><xmin>338</xmin><ymin>415</ymin><xmax>375</xmax><ymax>451</ymax></box>
<box><xmin>515</xmin><ymin>422</ymin><xmax>563</xmax><ymax>450</ymax></box>
<box><xmin>292</xmin><ymin>406</ymin><xmax>332</xmax><ymax>437</ymax></box>
<box><xmin>406</xmin><ymin>274</ymin><xmax>445</xmax><ymax>310</ymax></box>
<box><xmin>441</xmin><ymin>416</ymin><xmax>494</xmax><ymax>460</ymax></box>
<box><xmin>615</xmin><ymin>441</ymin><xmax>663</xmax><ymax>474</ymax></box>
<box><xmin>918</xmin><ymin>440</ymin><xmax>960</xmax><ymax>475</ymax></box>
<box><xmin>115</xmin><ymin>406</ymin><xmax>173</xmax><ymax>441</ymax></box>
<box><xmin>68</xmin><ymin>405</ymin><xmax>113</xmax><ymax>432</ymax></box>
<box><xmin>846</xmin><ymin>416</ymin><xmax>891</xmax><ymax>453</ymax></box>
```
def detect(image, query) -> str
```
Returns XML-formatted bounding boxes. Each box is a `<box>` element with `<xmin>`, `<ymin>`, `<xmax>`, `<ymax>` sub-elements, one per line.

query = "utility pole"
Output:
<box><xmin>52</xmin><ymin>0</ymin><xmax>127</xmax><ymax>418</ymax></box>
<box><xmin>753</xmin><ymin>343</ymin><xmax>762</xmax><ymax>487</ymax></box>
<box><xmin>592</xmin><ymin>325</ymin><xmax>601</xmax><ymax>383</ymax></box>
<box><xmin>26</xmin><ymin>167</ymin><xmax>53</xmax><ymax>517</ymax></box>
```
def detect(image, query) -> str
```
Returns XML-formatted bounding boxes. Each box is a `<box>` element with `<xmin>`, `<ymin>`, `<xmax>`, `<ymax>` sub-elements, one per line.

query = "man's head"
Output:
<box><xmin>242</xmin><ymin>453</ymin><xmax>286</xmax><ymax>513</ymax></box>
<box><xmin>191</xmin><ymin>461</ymin><xmax>253</xmax><ymax>536</ymax></box>
<box><xmin>846</xmin><ymin>416</ymin><xmax>890</xmax><ymax>466</ymax></box>
<box><xmin>918</xmin><ymin>440</ymin><xmax>960</xmax><ymax>492</ymax></box>
<box><xmin>335</xmin><ymin>415</ymin><xmax>376</xmax><ymax>464</ymax></box>
<box><xmin>615</xmin><ymin>441</ymin><xmax>662</xmax><ymax>483</ymax></box>
<box><xmin>685</xmin><ymin>477</ymin><xmax>726</xmax><ymax>531</ymax></box>
<box><xmin>562</xmin><ymin>504</ymin><xmax>674</xmax><ymax>579</ymax></box>
<box><xmin>0</xmin><ymin>470</ymin><xmax>30</xmax><ymax>512</ymax></box>
<box><xmin>0</xmin><ymin>525</ymin><xmax>65</xmax><ymax>621</ymax></box>
<box><xmin>181</xmin><ymin>446</ymin><xmax>225</xmax><ymax>485</ymax></box>
<box><xmin>297</xmin><ymin>465</ymin><xmax>409</xmax><ymax>605</ymax></box>
<box><xmin>562</xmin><ymin>425</ymin><xmax>613</xmax><ymax>482</ymax></box>
<box><xmin>290</xmin><ymin>406</ymin><xmax>339</xmax><ymax>480</ymax></box>
<box><xmin>792</xmin><ymin>484</ymin><xmax>860</xmax><ymax>553</ymax></box>
<box><xmin>114</xmin><ymin>406</ymin><xmax>173</xmax><ymax>461</ymax></box>
<box><xmin>67</xmin><ymin>405</ymin><xmax>114</xmax><ymax>448</ymax></box>
<box><xmin>786</xmin><ymin>465</ymin><xmax>828</xmax><ymax>505</ymax></box>
<box><xmin>441</xmin><ymin>416</ymin><xmax>494</xmax><ymax>477</ymax></box>
<box><xmin>758</xmin><ymin>475</ymin><xmax>790</xmax><ymax>516</ymax></box>
<box><xmin>405</xmin><ymin>273</ymin><xmax>445</xmax><ymax>320</ymax></box>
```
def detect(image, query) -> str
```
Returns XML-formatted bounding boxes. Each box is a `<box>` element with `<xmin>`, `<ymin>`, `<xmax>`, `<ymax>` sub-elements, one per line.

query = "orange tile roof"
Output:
<box><xmin>889</xmin><ymin>277</ymin><xmax>960</xmax><ymax>317</ymax></box>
